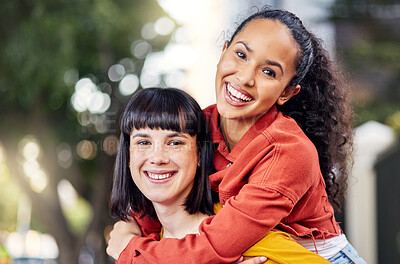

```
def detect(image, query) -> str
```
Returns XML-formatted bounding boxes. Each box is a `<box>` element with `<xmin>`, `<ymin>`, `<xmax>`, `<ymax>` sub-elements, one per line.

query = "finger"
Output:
<box><xmin>232</xmin><ymin>256</ymin><xmax>244</xmax><ymax>264</ymax></box>
<box><xmin>238</xmin><ymin>256</ymin><xmax>268</xmax><ymax>264</ymax></box>
<box><xmin>252</xmin><ymin>256</ymin><xmax>268</xmax><ymax>264</ymax></box>
<box><xmin>106</xmin><ymin>243</ymin><xmax>117</xmax><ymax>260</ymax></box>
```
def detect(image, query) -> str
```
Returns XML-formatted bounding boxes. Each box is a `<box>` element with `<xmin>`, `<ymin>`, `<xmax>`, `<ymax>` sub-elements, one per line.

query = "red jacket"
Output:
<box><xmin>117</xmin><ymin>104</ymin><xmax>341</xmax><ymax>263</ymax></box>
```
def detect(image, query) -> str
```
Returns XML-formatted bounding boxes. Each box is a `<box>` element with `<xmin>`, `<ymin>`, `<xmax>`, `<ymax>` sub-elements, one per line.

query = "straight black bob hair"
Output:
<box><xmin>110</xmin><ymin>88</ymin><xmax>214</xmax><ymax>221</ymax></box>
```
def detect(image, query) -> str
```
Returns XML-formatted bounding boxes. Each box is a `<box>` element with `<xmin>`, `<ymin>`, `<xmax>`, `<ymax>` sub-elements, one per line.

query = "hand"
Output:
<box><xmin>233</xmin><ymin>256</ymin><xmax>268</xmax><ymax>264</ymax></box>
<box><xmin>106</xmin><ymin>217</ymin><xmax>142</xmax><ymax>260</ymax></box>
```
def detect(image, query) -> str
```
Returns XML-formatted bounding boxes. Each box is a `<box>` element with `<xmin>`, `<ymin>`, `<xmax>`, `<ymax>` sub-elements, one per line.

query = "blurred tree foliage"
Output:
<box><xmin>330</xmin><ymin>0</ymin><xmax>400</xmax><ymax>128</ymax></box>
<box><xmin>0</xmin><ymin>171</ymin><xmax>20</xmax><ymax>232</ymax></box>
<box><xmin>0</xmin><ymin>0</ymin><xmax>171</xmax><ymax>263</ymax></box>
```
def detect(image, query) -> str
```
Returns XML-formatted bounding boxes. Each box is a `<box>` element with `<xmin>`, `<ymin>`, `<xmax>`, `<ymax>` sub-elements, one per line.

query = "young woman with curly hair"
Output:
<box><xmin>107</xmin><ymin>8</ymin><xmax>365</xmax><ymax>264</ymax></box>
<box><xmin>109</xmin><ymin>87</ymin><xmax>329</xmax><ymax>264</ymax></box>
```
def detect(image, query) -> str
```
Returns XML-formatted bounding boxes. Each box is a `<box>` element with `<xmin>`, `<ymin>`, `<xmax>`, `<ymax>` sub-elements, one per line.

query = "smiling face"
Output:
<box><xmin>129</xmin><ymin>128</ymin><xmax>198</xmax><ymax>207</ymax></box>
<box><xmin>215</xmin><ymin>19</ymin><xmax>301</xmax><ymax>124</ymax></box>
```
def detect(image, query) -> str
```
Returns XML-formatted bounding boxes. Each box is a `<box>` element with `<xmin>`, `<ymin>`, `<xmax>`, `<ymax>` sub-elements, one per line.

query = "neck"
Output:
<box><xmin>220</xmin><ymin>116</ymin><xmax>259</xmax><ymax>150</ymax></box>
<box><xmin>153</xmin><ymin>201</ymin><xmax>208</xmax><ymax>239</ymax></box>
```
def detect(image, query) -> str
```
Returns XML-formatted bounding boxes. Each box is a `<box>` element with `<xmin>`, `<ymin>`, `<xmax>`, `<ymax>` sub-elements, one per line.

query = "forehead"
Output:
<box><xmin>233</xmin><ymin>19</ymin><xmax>299</xmax><ymax>69</ymax></box>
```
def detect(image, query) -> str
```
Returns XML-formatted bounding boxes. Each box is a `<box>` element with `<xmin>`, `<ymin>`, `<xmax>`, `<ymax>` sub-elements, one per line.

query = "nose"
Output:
<box><xmin>236</xmin><ymin>64</ymin><xmax>255</xmax><ymax>87</ymax></box>
<box><xmin>148</xmin><ymin>143</ymin><xmax>169</xmax><ymax>165</ymax></box>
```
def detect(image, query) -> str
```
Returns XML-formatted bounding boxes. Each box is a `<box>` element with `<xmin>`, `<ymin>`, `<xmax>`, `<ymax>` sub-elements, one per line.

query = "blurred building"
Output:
<box><xmin>375</xmin><ymin>139</ymin><xmax>400</xmax><ymax>264</ymax></box>
<box><xmin>348</xmin><ymin>121</ymin><xmax>398</xmax><ymax>264</ymax></box>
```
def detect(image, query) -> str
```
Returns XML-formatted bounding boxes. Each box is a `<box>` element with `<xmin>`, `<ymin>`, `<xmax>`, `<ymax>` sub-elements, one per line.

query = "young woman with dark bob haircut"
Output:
<box><xmin>109</xmin><ymin>87</ymin><xmax>330</xmax><ymax>264</ymax></box>
<box><xmin>107</xmin><ymin>8</ymin><xmax>366</xmax><ymax>264</ymax></box>
<box><xmin>110</xmin><ymin>87</ymin><xmax>214</xmax><ymax>222</ymax></box>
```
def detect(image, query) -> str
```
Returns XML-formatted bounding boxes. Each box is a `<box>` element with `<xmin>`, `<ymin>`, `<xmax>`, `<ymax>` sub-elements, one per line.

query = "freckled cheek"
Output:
<box><xmin>129</xmin><ymin>151</ymin><xmax>147</xmax><ymax>172</ymax></box>
<box><xmin>172</xmin><ymin>150</ymin><xmax>198</xmax><ymax>169</ymax></box>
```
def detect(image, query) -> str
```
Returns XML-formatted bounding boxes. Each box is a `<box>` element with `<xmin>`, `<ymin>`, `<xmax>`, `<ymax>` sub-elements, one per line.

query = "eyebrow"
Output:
<box><xmin>265</xmin><ymin>59</ymin><xmax>284</xmax><ymax>75</ymax></box>
<box><xmin>235</xmin><ymin>41</ymin><xmax>284</xmax><ymax>75</ymax></box>
<box><xmin>166</xmin><ymin>132</ymin><xmax>188</xmax><ymax>139</ymax></box>
<box><xmin>131</xmin><ymin>132</ymin><xmax>188</xmax><ymax>139</ymax></box>
<box><xmin>131</xmin><ymin>133</ymin><xmax>148</xmax><ymax>139</ymax></box>
<box><xmin>236</xmin><ymin>41</ymin><xmax>253</xmax><ymax>53</ymax></box>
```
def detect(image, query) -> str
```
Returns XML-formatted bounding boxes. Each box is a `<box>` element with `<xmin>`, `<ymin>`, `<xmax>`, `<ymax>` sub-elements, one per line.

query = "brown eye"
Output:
<box><xmin>137</xmin><ymin>140</ymin><xmax>151</xmax><ymax>145</ymax></box>
<box><xmin>168</xmin><ymin>140</ymin><xmax>184</xmax><ymax>146</ymax></box>
<box><xmin>263</xmin><ymin>68</ymin><xmax>276</xmax><ymax>78</ymax></box>
<box><xmin>236</xmin><ymin>51</ymin><xmax>246</xmax><ymax>59</ymax></box>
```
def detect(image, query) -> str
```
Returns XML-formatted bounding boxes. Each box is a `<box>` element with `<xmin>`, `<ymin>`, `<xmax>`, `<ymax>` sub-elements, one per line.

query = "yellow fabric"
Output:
<box><xmin>214</xmin><ymin>203</ymin><xmax>329</xmax><ymax>263</ymax></box>
<box><xmin>159</xmin><ymin>203</ymin><xmax>329</xmax><ymax>263</ymax></box>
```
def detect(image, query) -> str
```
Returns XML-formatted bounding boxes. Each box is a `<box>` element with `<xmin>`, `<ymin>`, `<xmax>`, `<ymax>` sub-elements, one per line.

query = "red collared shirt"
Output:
<box><xmin>118</xmin><ymin>104</ymin><xmax>341</xmax><ymax>263</ymax></box>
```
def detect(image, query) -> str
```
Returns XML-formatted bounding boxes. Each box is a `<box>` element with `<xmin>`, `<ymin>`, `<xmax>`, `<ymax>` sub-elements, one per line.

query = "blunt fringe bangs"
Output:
<box><xmin>121</xmin><ymin>88</ymin><xmax>202</xmax><ymax>138</ymax></box>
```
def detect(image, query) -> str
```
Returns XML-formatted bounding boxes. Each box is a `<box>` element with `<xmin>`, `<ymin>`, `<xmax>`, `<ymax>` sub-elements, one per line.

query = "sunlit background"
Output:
<box><xmin>0</xmin><ymin>0</ymin><xmax>399</xmax><ymax>263</ymax></box>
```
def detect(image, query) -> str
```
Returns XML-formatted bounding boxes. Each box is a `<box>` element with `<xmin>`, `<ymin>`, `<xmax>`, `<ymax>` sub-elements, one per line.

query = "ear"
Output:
<box><xmin>277</xmin><ymin>85</ymin><xmax>301</xmax><ymax>105</ymax></box>
<box><xmin>217</xmin><ymin>41</ymin><xmax>229</xmax><ymax>67</ymax></box>
<box><xmin>222</xmin><ymin>41</ymin><xmax>229</xmax><ymax>53</ymax></box>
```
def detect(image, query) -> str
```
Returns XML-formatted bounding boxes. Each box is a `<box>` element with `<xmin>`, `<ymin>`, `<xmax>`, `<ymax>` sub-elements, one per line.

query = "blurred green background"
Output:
<box><xmin>0</xmin><ymin>0</ymin><xmax>171</xmax><ymax>263</ymax></box>
<box><xmin>0</xmin><ymin>0</ymin><xmax>399</xmax><ymax>264</ymax></box>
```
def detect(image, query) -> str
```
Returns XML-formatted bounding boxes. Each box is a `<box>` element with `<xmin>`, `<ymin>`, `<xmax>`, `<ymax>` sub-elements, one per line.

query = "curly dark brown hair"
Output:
<box><xmin>228</xmin><ymin>8</ymin><xmax>354</xmax><ymax>211</ymax></box>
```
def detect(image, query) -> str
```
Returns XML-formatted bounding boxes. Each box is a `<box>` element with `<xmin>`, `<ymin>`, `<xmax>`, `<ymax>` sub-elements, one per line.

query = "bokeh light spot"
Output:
<box><xmin>64</xmin><ymin>69</ymin><xmax>79</xmax><ymax>86</ymax></box>
<box><xmin>57</xmin><ymin>143</ymin><xmax>73</xmax><ymax>169</ymax></box>
<box><xmin>131</xmin><ymin>40</ymin><xmax>152</xmax><ymax>59</ymax></box>
<box><xmin>19</xmin><ymin>136</ymin><xmax>41</xmax><ymax>161</ymax></box>
<box><xmin>6</xmin><ymin>232</ymin><xmax>24</xmax><ymax>257</ymax></box>
<box><xmin>25</xmin><ymin>230</ymin><xmax>41</xmax><ymax>257</ymax></box>
<box><xmin>88</xmin><ymin>92</ymin><xmax>111</xmax><ymax>114</ymax></box>
<box><xmin>57</xmin><ymin>179</ymin><xmax>77</xmax><ymax>209</ymax></box>
<box><xmin>76</xmin><ymin>140</ymin><xmax>97</xmax><ymax>160</ymax></box>
<box><xmin>103</xmin><ymin>135</ymin><xmax>119</xmax><ymax>156</ymax></box>
<box><xmin>29</xmin><ymin>169</ymin><xmax>48</xmax><ymax>193</ymax></box>
<box><xmin>141</xmin><ymin>22</ymin><xmax>157</xmax><ymax>40</ymax></box>
<box><xmin>71</xmin><ymin>78</ymin><xmax>110</xmax><ymax>114</ymax></box>
<box><xmin>119</xmin><ymin>74</ymin><xmax>139</xmax><ymax>96</ymax></box>
<box><xmin>154</xmin><ymin>17</ymin><xmax>175</xmax><ymax>36</ymax></box>
<box><xmin>75</xmin><ymin>78</ymin><xmax>96</xmax><ymax>94</ymax></box>
<box><xmin>23</xmin><ymin>160</ymin><xmax>40</xmax><ymax>176</ymax></box>
<box><xmin>120</xmin><ymin>58</ymin><xmax>135</xmax><ymax>73</ymax></box>
<box><xmin>108</xmin><ymin>64</ymin><xmax>125</xmax><ymax>82</ymax></box>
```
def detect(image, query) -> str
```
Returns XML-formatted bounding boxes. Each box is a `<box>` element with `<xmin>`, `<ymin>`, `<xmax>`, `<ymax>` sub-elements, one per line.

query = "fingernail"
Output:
<box><xmin>260</xmin><ymin>256</ymin><xmax>267</xmax><ymax>262</ymax></box>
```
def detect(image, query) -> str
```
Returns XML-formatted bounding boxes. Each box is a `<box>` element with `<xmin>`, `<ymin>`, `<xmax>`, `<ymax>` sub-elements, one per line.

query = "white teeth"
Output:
<box><xmin>231</xmin><ymin>88</ymin><xmax>239</xmax><ymax>97</ymax></box>
<box><xmin>226</xmin><ymin>83</ymin><xmax>252</xmax><ymax>102</ymax></box>
<box><xmin>147</xmin><ymin>172</ymin><xmax>173</xmax><ymax>180</ymax></box>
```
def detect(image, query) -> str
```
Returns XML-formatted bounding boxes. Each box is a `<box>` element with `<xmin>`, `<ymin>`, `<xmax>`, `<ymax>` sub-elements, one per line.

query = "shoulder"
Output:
<box><xmin>265</xmin><ymin>112</ymin><xmax>318</xmax><ymax>159</ymax></box>
<box><xmin>203</xmin><ymin>104</ymin><xmax>216</xmax><ymax>118</ymax></box>
<box><xmin>234</xmin><ymin>110</ymin><xmax>318</xmax><ymax>165</ymax></box>
<box><xmin>255</xmin><ymin>112</ymin><xmax>321</xmax><ymax>182</ymax></box>
<box><xmin>203</xmin><ymin>104</ymin><xmax>219</xmax><ymax>133</ymax></box>
<box><xmin>248</xmin><ymin>114</ymin><xmax>322</xmax><ymax>201</ymax></box>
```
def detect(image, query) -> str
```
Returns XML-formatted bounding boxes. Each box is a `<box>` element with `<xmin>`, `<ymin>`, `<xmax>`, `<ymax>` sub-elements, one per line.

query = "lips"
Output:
<box><xmin>225</xmin><ymin>82</ymin><xmax>254</xmax><ymax>104</ymax></box>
